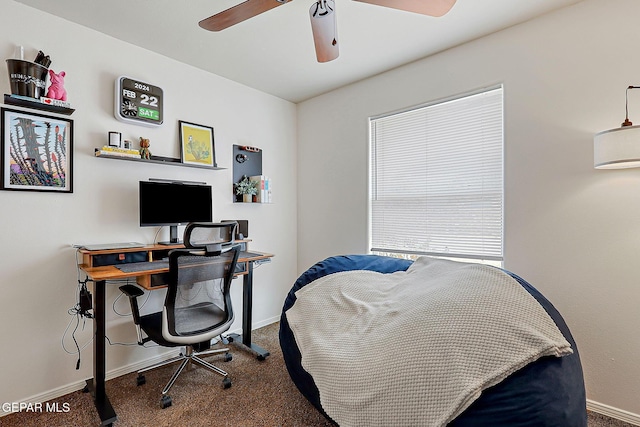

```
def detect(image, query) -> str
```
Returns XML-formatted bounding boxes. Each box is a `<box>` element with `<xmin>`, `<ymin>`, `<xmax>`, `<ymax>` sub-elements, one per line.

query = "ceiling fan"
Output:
<box><xmin>199</xmin><ymin>0</ymin><xmax>457</xmax><ymax>63</ymax></box>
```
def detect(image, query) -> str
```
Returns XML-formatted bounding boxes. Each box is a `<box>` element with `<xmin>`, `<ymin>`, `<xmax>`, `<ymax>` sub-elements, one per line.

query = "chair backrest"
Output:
<box><xmin>162</xmin><ymin>245</ymin><xmax>239</xmax><ymax>344</ymax></box>
<box><xmin>183</xmin><ymin>221</ymin><xmax>238</xmax><ymax>254</ymax></box>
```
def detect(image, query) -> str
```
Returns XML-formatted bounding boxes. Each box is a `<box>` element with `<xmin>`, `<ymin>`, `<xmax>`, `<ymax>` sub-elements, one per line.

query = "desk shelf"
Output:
<box><xmin>94</xmin><ymin>150</ymin><xmax>225</xmax><ymax>170</ymax></box>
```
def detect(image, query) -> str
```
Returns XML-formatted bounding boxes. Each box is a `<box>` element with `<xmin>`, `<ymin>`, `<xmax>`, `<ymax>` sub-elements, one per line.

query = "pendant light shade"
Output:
<box><xmin>310</xmin><ymin>0</ymin><xmax>338</xmax><ymax>63</ymax></box>
<box><xmin>594</xmin><ymin>86</ymin><xmax>640</xmax><ymax>169</ymax></box>
<box><xmin>594</xmin><ymin>126</ymin><xmax>640</xmax><ymax>169</ymax></box>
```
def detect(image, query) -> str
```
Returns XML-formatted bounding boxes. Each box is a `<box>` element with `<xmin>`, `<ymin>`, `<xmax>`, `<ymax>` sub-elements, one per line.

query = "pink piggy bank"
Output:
<box><xmin>46</xmin><ymin>70</ymin><xmax>67</xmax><ymax>101</ymax></box>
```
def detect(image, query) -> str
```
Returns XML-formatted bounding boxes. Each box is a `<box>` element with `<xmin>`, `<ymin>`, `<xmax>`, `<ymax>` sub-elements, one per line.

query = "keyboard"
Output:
<box><xmin>115</xmin><ymin>261</ymin><xmax>169</xmax><ymax>273</ymax></box>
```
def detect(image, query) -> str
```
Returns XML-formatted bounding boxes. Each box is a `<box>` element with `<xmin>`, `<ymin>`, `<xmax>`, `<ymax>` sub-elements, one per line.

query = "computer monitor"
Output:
<box><xmin>139</xmin><ymin>180</ymin><xmax>213</xmax><ymax>245</ymax></box>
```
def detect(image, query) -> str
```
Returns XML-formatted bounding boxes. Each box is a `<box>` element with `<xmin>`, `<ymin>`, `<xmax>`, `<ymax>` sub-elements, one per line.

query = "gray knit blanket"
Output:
<box><xmin>285</xmin><ymin>257</ymin><xmax>572</xmax><ymax>427</ymax></box>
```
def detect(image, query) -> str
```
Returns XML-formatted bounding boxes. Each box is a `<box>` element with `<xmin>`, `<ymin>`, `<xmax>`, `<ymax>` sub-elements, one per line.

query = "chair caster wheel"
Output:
<box><xmin>136</xmin><ymin>374</ymin><xmax>146</xmax><ymax>386</ymax></box>
<box><xmin>160</xmin><ymin>395</ymin><xmax>172</xmax><ymax>409</ymax></box>
<box><xmin>257</xmin><ymin>355</ymin><xmax>266</xmax><ymax>361</ymax></box>
<box><xmin>222</xmin><ymin>377</ymin><xmax>232</xmax><ymax>389</ymax></box>
<box><xmin>224</xmin><ymin>353</ymin><xmax>232</xmax><ymax>362</ymax></box>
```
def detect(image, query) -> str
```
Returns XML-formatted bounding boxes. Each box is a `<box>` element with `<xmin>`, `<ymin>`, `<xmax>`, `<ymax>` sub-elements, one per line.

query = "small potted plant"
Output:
<box><xmin>234</xmin><ymin>176</ymin><xmax>258</xmax><ymax>202</ymax></box>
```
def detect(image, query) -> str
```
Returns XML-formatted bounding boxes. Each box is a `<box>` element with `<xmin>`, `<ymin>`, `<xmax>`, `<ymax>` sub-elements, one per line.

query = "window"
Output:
<box><xmin>369</xmin><ymin>86</ymin><xmax>503</xmax><ymax>264</ymax></box>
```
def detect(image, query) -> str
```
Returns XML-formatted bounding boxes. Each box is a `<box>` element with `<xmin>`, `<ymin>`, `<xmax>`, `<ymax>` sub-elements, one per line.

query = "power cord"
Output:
<box><xmin>153</xmin><ymin>226</ymin><xmax>164</xmax><ymax>244</ymax></box>
<box><xmin>105</xmin><ymin>335</ymin><xmax>158</xmax><ymax>348</ymax></box>
<box><xmin>78</xmin><ymin>279</ymin><xmax>93</xmax><ymax>319</ymax></box>
<box><xmin>64</xmin><ymin>278</ymin><xmax>94</xmax><ymax>370</ymax></box>
<box><xmin>65</xmin><ymin>249</ymin><xmax>166</xmax><ymax>367</ymax></box>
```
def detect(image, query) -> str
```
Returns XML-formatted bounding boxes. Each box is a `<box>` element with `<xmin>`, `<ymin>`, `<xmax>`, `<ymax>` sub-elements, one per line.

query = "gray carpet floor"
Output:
<box><xmin>589</xmin><ymin>412</ymin><xmax>637</xmax><ymax>427</ymax></box>
<box><xmin>0</xmin><ymin>322</ymin><xmax>635</xmax><ymax>427</ymax></box>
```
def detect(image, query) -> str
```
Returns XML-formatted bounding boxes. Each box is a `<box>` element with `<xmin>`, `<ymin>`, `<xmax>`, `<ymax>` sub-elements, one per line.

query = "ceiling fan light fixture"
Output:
<box><xmin>310</xmin><ymin>0</ymin><xmax>339</xmax><ymax>63</ymax></box>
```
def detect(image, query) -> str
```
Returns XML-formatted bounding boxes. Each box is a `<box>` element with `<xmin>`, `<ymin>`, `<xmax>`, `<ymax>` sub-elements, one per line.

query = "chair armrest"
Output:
<box><xmin>120</xmin><ymin>284</ymin><xmax>144</xmax><ymax>298</ymax></box>
<box><xmin>119</xmin><ymin>284</ymin><xmax>144</xmax><ymax>327</ymax></box>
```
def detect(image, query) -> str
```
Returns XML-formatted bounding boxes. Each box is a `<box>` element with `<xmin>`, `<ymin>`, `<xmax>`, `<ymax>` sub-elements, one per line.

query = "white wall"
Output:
<box><xmin>298</xmin><ymin>0</ymin><xmax>640</xmax><ymax>419</ymax></box>
<box><xmin>0</xmin><ymin>0</ymin><xmax>297</xmax><ymax>408</ymax></box>
<box><xmin>4</xmin><ymin>0</ymin><xmax>640</xmax><ymax>420</ymax></box>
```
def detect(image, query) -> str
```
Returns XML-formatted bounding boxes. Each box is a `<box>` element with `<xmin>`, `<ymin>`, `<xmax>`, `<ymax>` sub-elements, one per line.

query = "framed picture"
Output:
<box><xmin>179</xmin><ymin>120</ymin><xmax>216</xmax><ymax>168</ymax></box>
<box><xmin>1</xmin><ymin>108</ymin><xmax>73</xmax><ymax>193</ymax></box>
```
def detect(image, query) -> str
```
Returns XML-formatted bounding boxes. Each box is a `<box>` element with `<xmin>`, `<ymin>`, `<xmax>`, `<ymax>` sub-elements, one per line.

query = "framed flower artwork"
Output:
<box><xmin>179</xmin><ymin>120</ymin><xmax>216</xmax><ymax>168</ymax></box>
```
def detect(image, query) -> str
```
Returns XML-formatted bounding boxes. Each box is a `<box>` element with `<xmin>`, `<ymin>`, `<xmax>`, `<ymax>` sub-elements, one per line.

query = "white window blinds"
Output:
<box><xmin>369</xmin><ymin>86</ymin><xmax>504</xmax><ymax>261</ymax></box>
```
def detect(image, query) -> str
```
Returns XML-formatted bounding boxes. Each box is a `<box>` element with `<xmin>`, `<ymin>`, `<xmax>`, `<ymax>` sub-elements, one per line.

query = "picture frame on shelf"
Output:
<box><xmin>179</xmin><ymin>120</ymin><xmax>216</xmax><ymax>168</ymax></box>
<box><xmin>1</xmin><ymin>107</ymin><xmax>73</xmax><ymax>193</ymax></box>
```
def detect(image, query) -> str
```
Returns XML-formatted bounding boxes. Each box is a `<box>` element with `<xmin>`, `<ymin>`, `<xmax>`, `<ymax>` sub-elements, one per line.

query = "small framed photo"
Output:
<box><xmin>1</xmin><ymin>108</ymin><xmax>73</xmax><ymax>193</ymax></box>
<box><xmin>179</xmin><ymin>120</ymin><xmax>216</xmax><ymax>168</ymax></box>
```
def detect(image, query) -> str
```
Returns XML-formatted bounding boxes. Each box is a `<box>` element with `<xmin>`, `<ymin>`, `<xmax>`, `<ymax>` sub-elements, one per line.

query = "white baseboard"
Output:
<box><xmin>588</xmin><ymin>400</ymin><xmax>640</xmax><ymax>426</ymax></box>
<box><xmin>251</xmin><ymin>314</ymin><xmax>281</xmax><ymax>330</ymax></box>
<box><xmin>0</xmin><ymin>318</ymin><xmax>282</xmax><ymax>418</ymax></box>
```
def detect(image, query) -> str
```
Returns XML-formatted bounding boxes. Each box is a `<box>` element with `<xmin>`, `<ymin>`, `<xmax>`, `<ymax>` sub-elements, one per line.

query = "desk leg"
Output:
<box><xmin>84</xmin><ymin>279</ymin><xmax>117</xmax><ymax>426</ymax></box>
<box><xmin>228</xmin><ymin>261</ymin><xmax>270</xmax><ymax>360</ymax></box>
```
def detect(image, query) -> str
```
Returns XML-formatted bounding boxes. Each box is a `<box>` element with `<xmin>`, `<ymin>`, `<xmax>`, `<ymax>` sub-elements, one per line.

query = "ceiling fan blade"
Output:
<box><xmin>199</xmin><ymin>0</ymin><xmax>293</xmax><ymax>31</ymax></box>
<box><xmin>310</xmin><ymin>0</ymin><xmax>339</xmax><ymax>62</ymax></box>
<box><xmin>353</xmin><ymin>0</ymin><xmax>456</xmax><ymax>17</ymax></box>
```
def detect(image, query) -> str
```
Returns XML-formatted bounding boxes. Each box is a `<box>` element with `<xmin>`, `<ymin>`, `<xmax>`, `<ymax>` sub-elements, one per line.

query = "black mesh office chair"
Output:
<box><xmin>120</xmin><ymin>222</ymin><xmax>239</xmax><ymax>408</ymax></box>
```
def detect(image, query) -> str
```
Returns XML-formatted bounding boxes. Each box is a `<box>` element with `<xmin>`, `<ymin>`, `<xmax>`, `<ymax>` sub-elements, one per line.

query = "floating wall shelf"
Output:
<box><xmin>4</xmin><ymin>94</ymin><xmax>75</xmax><ymax>115</ymax></box>
<box><xmin>94</xmin><ymin>150</ymin><xmax>225</xmax><ymax>170</ymax></box>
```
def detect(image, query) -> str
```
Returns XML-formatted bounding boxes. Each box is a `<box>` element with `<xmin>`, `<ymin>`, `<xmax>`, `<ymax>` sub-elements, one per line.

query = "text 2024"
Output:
<box><xmin>133</xmin><ymin>82</ymin><xmax>151</xmax><ymax>92</ymax></box>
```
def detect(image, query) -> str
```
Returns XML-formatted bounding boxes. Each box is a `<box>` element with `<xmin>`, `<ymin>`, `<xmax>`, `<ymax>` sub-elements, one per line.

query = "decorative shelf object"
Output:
<box><xmin>94</xmin><ymin>149</ymin><xmax>225</xmax><ymax>170</ymax></box>
<box><xmin>4</xmin><ymin>94</ymin><xmax>75</xmax><ymax>115</ymax></box>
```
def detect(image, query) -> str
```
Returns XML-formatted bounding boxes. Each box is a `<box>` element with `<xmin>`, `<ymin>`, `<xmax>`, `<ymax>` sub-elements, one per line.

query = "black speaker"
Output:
<box><xmin>222</xmin><ymin>220</ymin><xmax>248</xmax><ymax>239</ymax></box>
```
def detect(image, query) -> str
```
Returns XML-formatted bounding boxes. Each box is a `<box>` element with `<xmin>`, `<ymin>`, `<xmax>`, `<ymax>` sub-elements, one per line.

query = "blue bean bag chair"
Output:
<box><xmin>279</xmin><ymin>255</ymin><xmax>587</xmax><ymax>426</ymax></box>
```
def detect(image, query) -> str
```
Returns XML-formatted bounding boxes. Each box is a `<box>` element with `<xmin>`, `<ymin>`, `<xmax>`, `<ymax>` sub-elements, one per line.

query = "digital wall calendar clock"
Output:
<box><xmin>114</xmin><ymin>76</ymin><xmax>163</xmax><ymax>126</ymax></box>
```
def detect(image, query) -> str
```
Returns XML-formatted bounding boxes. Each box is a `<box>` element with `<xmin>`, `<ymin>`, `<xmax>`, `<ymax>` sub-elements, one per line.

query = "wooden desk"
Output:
<box><xmin>78</xmin><ymin>243</ymin><xmax>273</xmax><ymax>426</ymax></box>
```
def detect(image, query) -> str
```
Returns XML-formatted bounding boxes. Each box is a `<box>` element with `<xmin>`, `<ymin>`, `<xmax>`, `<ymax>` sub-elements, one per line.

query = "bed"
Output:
<box><xmin>279</xmin><ymin>255</ymin><xmax>587</xmax><ymax>426</ymax></box>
